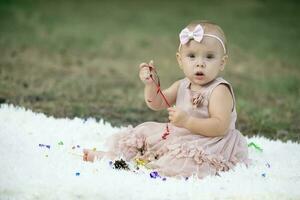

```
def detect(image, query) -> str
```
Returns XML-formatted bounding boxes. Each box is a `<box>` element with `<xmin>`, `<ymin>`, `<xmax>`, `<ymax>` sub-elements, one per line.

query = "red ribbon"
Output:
<box><xmin>143</xmin><ymin>65</ymin><xmax>171</xmax><ymax>139</ymax></box>
<box><xmin>161</xmin><ymin>124</ymin><xmax>170</xmax><ymax>140</ymax></box>
<box><xmin>147</xmin><ymin>67</ymin><xmax>171</xmax><ymax>108</ymax></box>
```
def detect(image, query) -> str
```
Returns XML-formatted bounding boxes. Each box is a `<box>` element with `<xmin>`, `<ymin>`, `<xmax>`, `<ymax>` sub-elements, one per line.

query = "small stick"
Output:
<box><xmin>68</xmin><ymin>151</ymin><xmax>83</xmax><ymax>157</ymax></box>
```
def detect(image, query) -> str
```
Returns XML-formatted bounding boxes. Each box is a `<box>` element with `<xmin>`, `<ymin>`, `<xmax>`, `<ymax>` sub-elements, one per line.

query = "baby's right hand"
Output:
<box><xmin>139</xmin><ymin>60</ymin><xmax>157</xmax><ymax>84</ymax></box>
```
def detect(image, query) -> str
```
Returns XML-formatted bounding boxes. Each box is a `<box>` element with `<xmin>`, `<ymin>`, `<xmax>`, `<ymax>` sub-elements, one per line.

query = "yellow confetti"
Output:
<box><xmin>135</xmin><ymin>158</ymin><xmax>147</xmax><ymax>165</ymax></box>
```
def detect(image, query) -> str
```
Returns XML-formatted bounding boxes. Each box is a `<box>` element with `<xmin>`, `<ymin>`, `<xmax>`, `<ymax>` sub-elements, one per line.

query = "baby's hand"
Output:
<box><xmin>139</xmin><ymin>60</ymin><xmax>158</xmax><ymax>84</ymax></box>
<box><xmin>168</xmin><ymin>106</ymin><xmax>189</xmax><ymax>128</ymax></box>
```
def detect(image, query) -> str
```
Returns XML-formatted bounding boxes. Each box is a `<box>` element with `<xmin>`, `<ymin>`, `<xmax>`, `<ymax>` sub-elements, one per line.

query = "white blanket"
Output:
<box><xmin>0</xmin><ymin>104</ymin><xmax>299</xmax><ymax>200</ymax></box>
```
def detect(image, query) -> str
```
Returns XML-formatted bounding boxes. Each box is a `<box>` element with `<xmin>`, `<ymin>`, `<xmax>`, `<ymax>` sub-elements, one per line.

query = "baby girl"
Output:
<box><xmin>83</xmin><ymin>20</ymin><xmax>249</xmax><ymax>178</ymax></box>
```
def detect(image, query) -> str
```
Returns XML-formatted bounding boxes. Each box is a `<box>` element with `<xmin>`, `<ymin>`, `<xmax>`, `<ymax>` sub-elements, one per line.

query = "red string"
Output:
<box><xmin>161</xmin><ymin>124</ymin><xmax>170</xmax><ymax>139</ymax></box>
<box><xmin>143</xmin><ymin>65</ymin><xmax>171</xmax><ymax>140</ymax></box>
<box><xmin>150</xmin><ymin>77</ymin><xmax>171</xmax><ymax>108</ymax></box>
<box><xmin>143</xmin><ymin>66</ymin><xmax>171</xmax><ymax>107</ymax></box>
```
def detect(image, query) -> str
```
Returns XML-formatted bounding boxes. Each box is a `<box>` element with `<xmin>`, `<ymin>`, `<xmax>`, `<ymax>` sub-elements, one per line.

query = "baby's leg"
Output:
<box><xmin>83</xmin><ymin>149</ymin><xmax>117</xmax><ymax>162</ymax></box>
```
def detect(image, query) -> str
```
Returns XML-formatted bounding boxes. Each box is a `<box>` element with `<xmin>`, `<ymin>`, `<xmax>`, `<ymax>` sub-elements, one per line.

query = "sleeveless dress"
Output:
<box><xmin>106</xmin><ymin>77</ymin><xmax>249</xmax><ymax>178</ymax></box>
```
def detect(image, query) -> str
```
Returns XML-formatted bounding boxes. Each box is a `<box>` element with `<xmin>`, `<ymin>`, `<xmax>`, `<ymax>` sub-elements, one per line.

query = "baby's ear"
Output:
<box><xmin>176</xmin><ymin>52</ymin><xmax>183</xmax><ymax>69</ymax></box>
<box><xmin>220</xmin><ymin>55</ymin><xmax>228</xmax><ymax>71</ymax></box>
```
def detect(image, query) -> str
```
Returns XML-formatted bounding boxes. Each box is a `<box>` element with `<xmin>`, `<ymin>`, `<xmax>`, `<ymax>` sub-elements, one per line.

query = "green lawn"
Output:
<box><xmin>0</xmin><ymin>0</ymin><xmax>299</xmax><ymax>142</ymax></box>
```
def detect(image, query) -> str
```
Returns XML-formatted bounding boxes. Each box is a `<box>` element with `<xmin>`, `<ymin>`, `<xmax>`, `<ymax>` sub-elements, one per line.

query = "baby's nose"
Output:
<box><xmin>196</xmin><ymin>59</ymin><xmax>205</xmax><ymax>68</ymax></box>
<box><xmin>196</xmin><ymin>63</ymin><xmax>205</xmax><ymax>68</ymax></box>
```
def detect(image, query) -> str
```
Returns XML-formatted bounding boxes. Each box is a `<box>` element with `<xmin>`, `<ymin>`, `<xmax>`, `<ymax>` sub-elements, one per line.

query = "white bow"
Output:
<box><xmin>179</xmin><ymin>24</ymin><xmax>204</xmax><ymax>45</ymax></box>
<box><xmin>178</xmin><ymin>24</ymin><xmax>227</xmax><ymax>54</ymax></box>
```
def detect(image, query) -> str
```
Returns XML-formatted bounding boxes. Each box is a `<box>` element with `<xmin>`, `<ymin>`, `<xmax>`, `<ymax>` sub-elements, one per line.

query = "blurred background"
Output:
<box><xmin>0</xmin><ymin>0</ymin><xmax>299</xmax><ymax>141</ymax></box>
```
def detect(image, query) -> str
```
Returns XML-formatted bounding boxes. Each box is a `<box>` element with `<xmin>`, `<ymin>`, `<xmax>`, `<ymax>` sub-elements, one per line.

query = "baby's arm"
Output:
<box><xmin>144</xmin><ymin>80</ymin><xmax>180</xmax><ymax>111</ymax></box>
<box><xmin>183</xmin><ymin>84</ymin><xmax>233</xmax><ymax>137</ymax></box>
<box><xmin>139</xmin><ymin>61</ymin><xmax>179</xmax><ymax>110</ymax></box>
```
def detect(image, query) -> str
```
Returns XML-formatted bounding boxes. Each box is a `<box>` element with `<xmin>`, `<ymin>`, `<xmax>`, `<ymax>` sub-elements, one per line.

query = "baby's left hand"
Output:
<box><xmin>167</xmin><ymin>106</ymin><xmax>189</xmax><ymax>128</ymax></box>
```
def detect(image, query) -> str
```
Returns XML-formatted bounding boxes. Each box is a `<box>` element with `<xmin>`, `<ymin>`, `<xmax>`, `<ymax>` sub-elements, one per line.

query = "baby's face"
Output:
<box><xmin>177</xmin><ymin>37</ymin><xmax>226</xmax><ymax>87</ymax></box>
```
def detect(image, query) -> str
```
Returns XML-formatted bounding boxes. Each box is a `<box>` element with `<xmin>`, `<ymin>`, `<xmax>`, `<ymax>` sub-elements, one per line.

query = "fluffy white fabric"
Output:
<box><xmin>0</xmin><ymin>104</ymin><xmax>299</xmax><ymax>200</ymax></box>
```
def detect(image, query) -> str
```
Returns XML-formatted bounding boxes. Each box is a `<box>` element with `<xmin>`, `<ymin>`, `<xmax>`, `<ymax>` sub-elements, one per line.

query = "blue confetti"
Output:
<box><xmin>262</xmin><ymin>173</ymin><xmax>266</xmax><ymax>177</ymax></box>
<box><xmin>76</xmin><ymin>172</ymin><xmax>80</xmax><ymax>176</ymax></box>
<box><xmin>150</xmin><ymin>171</ymin><xmax>160</xmax><ymax>179</ymax></box>
<box><xmin>39</xmin><ymin>144</ymin><xmax>50</xmax><ymax>149</ymax></box>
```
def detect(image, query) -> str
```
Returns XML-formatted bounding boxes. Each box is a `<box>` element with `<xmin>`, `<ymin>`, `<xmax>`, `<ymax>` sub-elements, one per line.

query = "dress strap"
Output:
<box><xmin>206</xmin><ymin>77</ymin><xmax>236</xmax><ymax>111</ymax></box>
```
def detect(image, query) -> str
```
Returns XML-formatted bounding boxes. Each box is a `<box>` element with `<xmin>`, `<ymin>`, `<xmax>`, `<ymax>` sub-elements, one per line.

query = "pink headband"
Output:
<box><xmin>179</xmin><ymin>24</ymin><xmax>226</xmax><ymax>54</ymax></box>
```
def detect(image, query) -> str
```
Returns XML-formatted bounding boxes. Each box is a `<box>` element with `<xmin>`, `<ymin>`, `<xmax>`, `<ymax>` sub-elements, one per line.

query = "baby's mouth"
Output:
<box><xmin>195</xmin><ymin>71</ymin><xmax>204</xmax><ymax>76</ymax></box>
<box><xmin>195</xmin><ymin>71</ymin><xmax>205</xmax><ymax>80</ymax></box>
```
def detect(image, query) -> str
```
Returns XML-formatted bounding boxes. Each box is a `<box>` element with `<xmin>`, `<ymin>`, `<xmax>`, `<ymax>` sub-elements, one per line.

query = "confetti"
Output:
<box><xmin>135</xmin><ymin>158</ymin><xmax>147</xmax><ymax>166</ymax></box>
<box><xmin>248</xmin><ymin>142</ymin><xmax>263</xmax><ymax>152</ymax></box>
<box><xmin>58</xmin><ymin>141</ymin><xmax>64</xmax><ymax>145</ymax></box>
<box><xmin>150</xmin><ymin>171</ymin><xmax>161</xmax><ymax>179</ymax></box>
<box><xmin>76</xmin><ymin>172</ymin><xmax>80</xmax><ymax>176</ymax></box>
<box><xmin>113</xmin><ymin>159</ymin><xmax>130</xmax><ymax>170</ymax></box>
<box><xmin>39</xmin><ymin>144</ymin><xmax>50</xmax><ymax>149</ymax></box>
<box><xmin>261</xmin><ymin>173</ymin><xmax>266</xmax><ymax>177</ymax></box>
<box><xmin>134</xmin><ymin>158</ymin><xmax>150</xmax><ymax>169</ymax></box>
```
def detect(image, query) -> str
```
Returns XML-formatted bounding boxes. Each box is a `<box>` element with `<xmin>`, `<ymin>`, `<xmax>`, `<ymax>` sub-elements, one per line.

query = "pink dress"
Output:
<box><xmin>106</xmin><ymin>77</ymin><xmax>249</xmax><ymax>178</ymax></box>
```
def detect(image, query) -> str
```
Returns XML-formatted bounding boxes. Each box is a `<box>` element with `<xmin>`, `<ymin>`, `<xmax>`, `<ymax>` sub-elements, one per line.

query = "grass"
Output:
<box><xmin>0</xmin><ymin>0</ymin><xmax>299</xmax><ymax>142</ymax></box>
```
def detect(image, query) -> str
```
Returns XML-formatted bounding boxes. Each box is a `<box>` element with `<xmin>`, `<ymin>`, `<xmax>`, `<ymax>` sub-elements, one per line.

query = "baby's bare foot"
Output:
<box><xmin>83</xmin><ymin>149</ymin><xmax>105</xmax><ymax>162</ymax></box>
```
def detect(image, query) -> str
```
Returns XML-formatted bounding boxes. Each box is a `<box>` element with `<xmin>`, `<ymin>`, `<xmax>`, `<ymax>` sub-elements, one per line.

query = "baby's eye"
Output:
<box><xmin>206</xmin><ymin>53</ymin><xmax>215</xmax><ymax>59</ymax></box>
<box><xmin>187</xmin><ymin>54</ymin><xmax>195</xmax><ymax>58</ymax></box>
